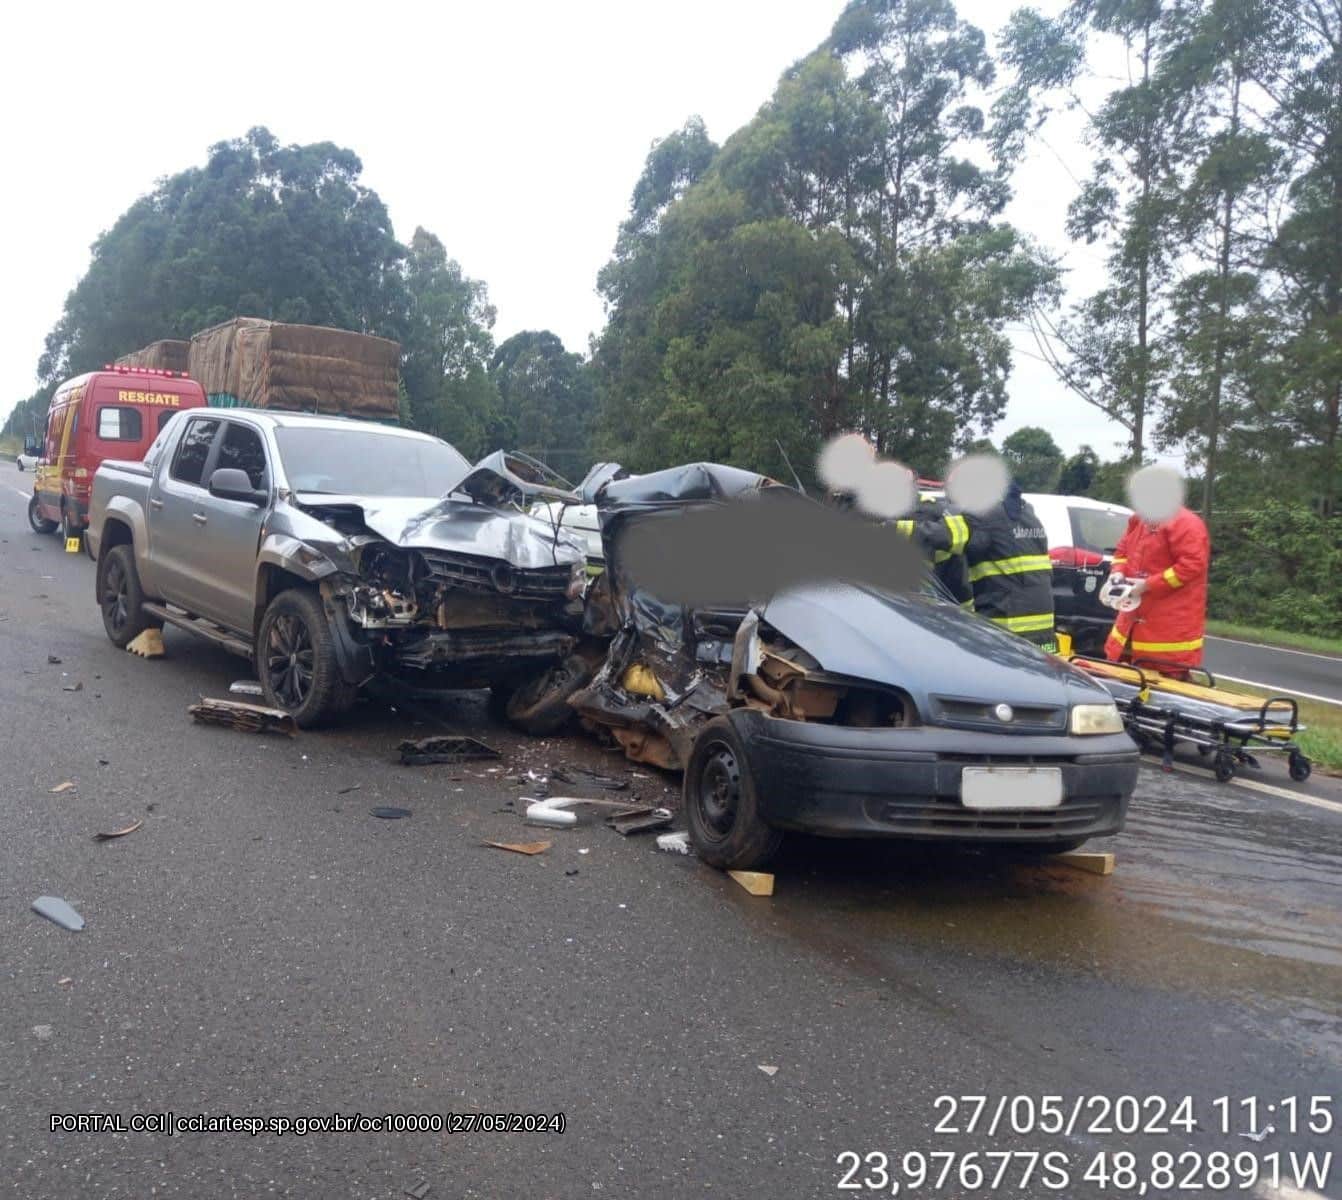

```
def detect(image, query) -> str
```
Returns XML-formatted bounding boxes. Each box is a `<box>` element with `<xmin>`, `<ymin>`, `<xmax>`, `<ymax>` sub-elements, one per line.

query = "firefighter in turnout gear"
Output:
<box><xmin>916</xmin><ymin>479</ymin><xmax>1056</xmax><ymax>650</ymax></box>
<box><xmin>895</xmin><ymin>495</ymin><xmax>973</xmax><ymax>609</ymax></box>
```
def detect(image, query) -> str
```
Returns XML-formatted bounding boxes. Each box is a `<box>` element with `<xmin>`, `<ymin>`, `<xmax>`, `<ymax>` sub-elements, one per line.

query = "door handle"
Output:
<box><xmin>149</xmin><ymin>498</ymin><xmax>164</xmax><ymax>510</ymax></box>
<box><xmin>192</xmin><ymin>512</ymin><xmax>208</xmax><ymax>525</ymax></box>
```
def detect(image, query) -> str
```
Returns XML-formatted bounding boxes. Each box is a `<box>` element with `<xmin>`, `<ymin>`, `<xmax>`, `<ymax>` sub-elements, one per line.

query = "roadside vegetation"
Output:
<box><xmin>4</xmin><ymin>0</ymin><xmax>1338</xmax><ymax>633</ymax></box>
<box><xmin>1205</xmin><ymin>620</ymin><xmax>1342</xmax><ymax>658</ymax></box>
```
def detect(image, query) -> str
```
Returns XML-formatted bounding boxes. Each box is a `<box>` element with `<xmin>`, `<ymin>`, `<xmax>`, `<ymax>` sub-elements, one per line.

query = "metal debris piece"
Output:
<box><xmin>758</xmin><ymin>1064</ymin><xmax>779</xmax><ymax>1077</ymax></box>
<box><xmin>608</xmin><ymin>807</ymin><xmax>673</xmax><ymax>836</ymax></box>
<box><xmin>336</xmin><ymin>784</ymin><xmax>361</xmax><ymax>795</ymax></box>
<box><xmin>229</xmin><ymin>680</ymin><xmax>264</xmax><ymax>697</ymax></box>
<box><xmin>188</xmin><ymin>698</ymin><xmax>298</xmax><ymax>737</ymax></box>
<box><xmin>655</xmin><ymin>831</ymin><xmax>691</xmax><ymax>855</ymax></box>
<box><xmin>126</xmin><ymin>629</ymin><xmax>165</xmax><ymax>658</ymax></box>
<box><xmin>49</xmin><ymin>781</ymin><xmax>76</xmax><ymax>794</ymax></box>
<box><xmin>483</xmin><ymin>840</ymin><xmax>552</xmax><ymax>856</ymax></box>
<box><xmin>32</xmin><ymin>896</ymin><xmax>85</xmax><ymax>931</ymax></box>
<box><xmin>47</xmin><ymin>654</ymin><xmax>61</xmax><ymax>664</ymax></box>
<box><xmin>398</xmin><ymin>734</ymin><xmax>500</xmax><ymax>765</ymax></box>
<box><xmin>404</xmin><ymin>1180</ymin><xmax>431</xmax><ymax>1200</ymax></box>
<box><xmin>551</xmin><ymin>765</ymin><xmax>628</xmax><ymax>792</ymax></box>
<box><xmin>93</xmin><ymin>819</ymin><xmax>143</xmax><ymax>842</ymax></box>
<box><xmin>371</xmin><ymin>806</ymin><xmax>412</xmax><ymax>820</ymax></box>
<box><xmin>62</xmin><ymin>681</ymin><xmax>83</xmax><ymax>692</ymax></box>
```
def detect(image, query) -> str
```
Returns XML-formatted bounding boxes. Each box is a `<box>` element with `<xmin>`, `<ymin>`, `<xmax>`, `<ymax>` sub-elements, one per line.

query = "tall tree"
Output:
<box><xmin>1158</xmin><ymin>0</ymin><xmax>1281</xmax><ymax>517</ymax></box>
<box><xmin>1008</xmin><ymin>1</ymin><xmax>1196</xmax><ymax>463</ymax></box>
<box><xmin>490</xmin><ymin>331</ymin><xmax>596</xmax><ymax>480</ymax></box>
<box><xmin>594</xmin><ymin>0</ymin><xmax>1057</xmax><ymax>478</ymax></box>
<box><xmin>37</xmin><ymin>127</ymin><xmax>407</xmax><ymax>387</ymax></box>
<box><xmin>1002</xmin><ymin>424</ymin><xmax>1065</xmax><ymax>489</ymax></box>
<box><xmin>400</xmin><ymin>227</ymin><xmax>499</xmax><ymax>456</ymax></box>
<box><xmin>1252</xmin><ymin>0</ymin><xmax>1342</xmax><ymax>514</ymax></box>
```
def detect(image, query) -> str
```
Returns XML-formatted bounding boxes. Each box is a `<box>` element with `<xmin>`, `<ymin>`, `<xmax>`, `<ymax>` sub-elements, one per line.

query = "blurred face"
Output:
<box><xmin>946</xmin><ymin>454</ymin><xmax>1009</xmax><ymax>516</ymax></box>
<box><xmin>1126</xmin><ymin>465</ymin><xmax>1184</xmax><ymax>526</ymax></box>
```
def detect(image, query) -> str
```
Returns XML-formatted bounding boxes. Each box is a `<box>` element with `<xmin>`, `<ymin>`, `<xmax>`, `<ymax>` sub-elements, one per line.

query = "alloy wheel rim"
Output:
<box><xmin>101</xmin><ymin>560</ymin><xmax>128</xmax><ymax>634</ymax></box>
<box><xmin>267</xmin><ymin>614</ymin><xmax>315</xmax><ymax>708</ymax></box>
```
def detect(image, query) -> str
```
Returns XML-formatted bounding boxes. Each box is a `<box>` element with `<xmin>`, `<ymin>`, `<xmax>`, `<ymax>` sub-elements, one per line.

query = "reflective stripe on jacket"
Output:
<box><xmin>917</xmin><ymin>495</ymin><xmax>1054</xmax><ymax>645</ymax></box>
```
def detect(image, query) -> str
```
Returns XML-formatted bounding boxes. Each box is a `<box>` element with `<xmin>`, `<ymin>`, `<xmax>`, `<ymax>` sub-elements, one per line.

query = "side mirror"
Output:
<box><xmin>208</xmin><ymin>467</ymin><xmax>267</xmax><ymax>505</ymax></box>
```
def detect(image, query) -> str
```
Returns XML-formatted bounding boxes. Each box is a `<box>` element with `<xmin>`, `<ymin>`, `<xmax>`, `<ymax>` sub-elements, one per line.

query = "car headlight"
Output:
<box><xmin>1070</xmin><ymin>703</ymin><xmax>1124</xmax><ymax>735</ymax></box>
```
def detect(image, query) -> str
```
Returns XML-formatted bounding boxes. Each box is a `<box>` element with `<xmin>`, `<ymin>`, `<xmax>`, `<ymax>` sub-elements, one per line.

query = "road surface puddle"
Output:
<box><xmin>755</xmin><ymin>768</ymin><xmax>1342</xmax><ymax>1032</ymax></box>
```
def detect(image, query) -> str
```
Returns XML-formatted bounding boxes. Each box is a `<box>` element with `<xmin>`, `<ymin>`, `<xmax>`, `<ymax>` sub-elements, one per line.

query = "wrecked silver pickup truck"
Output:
<box><xmin>87</xmin><ymin>410</ymin><xmax>586</xmax><ymax>726</ymax></box>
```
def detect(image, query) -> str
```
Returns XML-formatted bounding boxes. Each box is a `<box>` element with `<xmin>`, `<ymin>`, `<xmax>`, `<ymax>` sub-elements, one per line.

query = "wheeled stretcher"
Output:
<box><xmin>1066</xmin><ymin>655</ymin><xmax>1312</xmax><ymax>783</ymax></box>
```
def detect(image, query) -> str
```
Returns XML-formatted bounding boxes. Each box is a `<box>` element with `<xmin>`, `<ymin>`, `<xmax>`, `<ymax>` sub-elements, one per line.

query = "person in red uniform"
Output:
<box><xmin>1103</xmin><ymin>466</ymin><xmax>1211</xmax><ymax>672</ymax></box>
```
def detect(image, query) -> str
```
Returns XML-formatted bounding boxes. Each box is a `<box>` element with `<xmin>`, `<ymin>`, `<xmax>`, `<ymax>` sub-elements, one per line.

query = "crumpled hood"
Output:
<box><xmin>760</xmin><ymin>583</ymin><xmax>1112</xmax><ymax>711</ymax></box>
<box><xmin>294</xmin><ymin>493</ymin><xmax>584</xmax><ymax>570</ymax></box>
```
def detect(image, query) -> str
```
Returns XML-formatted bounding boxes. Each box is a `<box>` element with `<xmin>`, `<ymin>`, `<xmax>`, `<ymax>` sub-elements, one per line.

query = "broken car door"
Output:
<box><xmin>146</xmin><ymin>415</ymin><xmax>223</xmax><ymax>620</ymax></box>
<box><xmin>197</xmin><ymin>420</ymin><xmax>273</xmax><ymax>632</ymax></box>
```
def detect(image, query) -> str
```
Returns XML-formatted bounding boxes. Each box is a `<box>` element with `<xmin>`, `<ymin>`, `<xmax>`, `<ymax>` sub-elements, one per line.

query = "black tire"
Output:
<box><xmin>98</xmin><ymin>544</ymin><xmax>151</xmax><ymax>648</ymax></box>
<box><xmin>683</xmin><ymin>715</ymin><xmax>783</xmax><ymax>870</ymax></box>
<box><xmin>257</xmin><ymin>588</ymin><xmax>358</xmax><ymax>728</ymax></box>
<box><xmin>28</xmin><ymin>494</ymin><xmax>58</xmax><ymax>534</ymax></box>
<box><xmin>504</xmin><ymin>655</ymin><xmax>592</xmax><ymax>736</ymax></box>
<box><xmin>61</xmin><ymin>504</ymin><xmax>82</xmax><ymax>546</ymax></box>
<box><xmin>1289</xmin><ymin>751</ymin><xmax>1312</xmax><ymax>783</ymax></box>
<box><xmin>1214</xmin><ymin>752</ymin><xmax>1236</xmax><ymax>783</ymax></box>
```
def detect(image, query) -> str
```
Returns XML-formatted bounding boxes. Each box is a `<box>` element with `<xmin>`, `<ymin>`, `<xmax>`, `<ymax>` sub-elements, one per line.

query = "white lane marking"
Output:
<box><xmin>1212</xmin><ymin>673</ymin><xmax>1342</xmax><ymax>709</ymax></box>
<box><xmin>11</xmin><ymin>486</ymin><xmax>31</xmax><ymax>500</ymax></box>
<box><xmin>1209</xmin><ymin>633</ymin><xmax>1342</xmax><ymax>664</ymax></box>
<box><xmin>1145</xmin><ymin>757</ymin><xmax>1342</xmax><ymax>816</ymax></box>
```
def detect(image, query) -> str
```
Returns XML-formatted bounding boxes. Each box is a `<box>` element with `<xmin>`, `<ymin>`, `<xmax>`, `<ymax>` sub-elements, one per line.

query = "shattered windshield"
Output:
<box><xmin>275</xmin><ymin>427</ymin><xmax>472</xmax><ymax>498</ymax></box>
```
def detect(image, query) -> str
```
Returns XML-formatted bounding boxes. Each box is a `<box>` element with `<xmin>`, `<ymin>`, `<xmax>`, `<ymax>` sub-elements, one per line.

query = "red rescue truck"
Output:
<box><xmin>28</xmin><ymin>365</ymin><xmax>207</xmax><ymax>544</ymax></box>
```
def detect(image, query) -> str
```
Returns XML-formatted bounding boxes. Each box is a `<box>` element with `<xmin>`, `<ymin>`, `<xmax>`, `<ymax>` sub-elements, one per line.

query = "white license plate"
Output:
<box><xmin>960</xmin><ymin>766</ymin><xmax>1064</xmax><ymax>810</ymax></box>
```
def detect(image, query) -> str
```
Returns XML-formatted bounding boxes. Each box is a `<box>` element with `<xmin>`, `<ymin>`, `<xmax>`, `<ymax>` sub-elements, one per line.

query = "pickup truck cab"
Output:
<box><xmin>88</xmin><ymin>410</ymin><xmax>586</xmax><ymax>726</ymax></box>
<box><xmin>29</xmin><ymin>366</ymin><xmax>206</xmax><ymax>543</ymax></box>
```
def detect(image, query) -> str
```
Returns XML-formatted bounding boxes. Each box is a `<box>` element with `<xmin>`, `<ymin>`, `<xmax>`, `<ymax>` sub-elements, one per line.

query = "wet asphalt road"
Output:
<box><xmin>3</xmin><ymin>478</ymin><xmax>1342</xmax><ymax>1200</ymax></box>
<box><xmin>1204</xmin><ymin>636</ymin><xmax>1342</xmax><ymax>707</ymax></box>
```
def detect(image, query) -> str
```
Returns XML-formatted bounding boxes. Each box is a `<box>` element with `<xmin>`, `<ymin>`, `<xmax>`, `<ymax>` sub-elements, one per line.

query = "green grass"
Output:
<box><xmin>0</xmin><ymin>434</ymin><xmax>19</xmax><ymax>459</ymax></box>
<box><xmin>1205</xmin><ymin>618</ymin><xmax>1342</xmax><ymax>658</ymax></box>
<box><xmin>1216</xmin><ymin>680</ymin><xmax>1342</xmax><ymax>775</ymax></box>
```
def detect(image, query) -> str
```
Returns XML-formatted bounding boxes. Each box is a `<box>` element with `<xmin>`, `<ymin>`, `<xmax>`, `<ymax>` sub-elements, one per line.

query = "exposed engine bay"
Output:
<box><xmin>290</xmin><ymin>479</ymin><xmax>587</xmax><ymax>687</ymax></box>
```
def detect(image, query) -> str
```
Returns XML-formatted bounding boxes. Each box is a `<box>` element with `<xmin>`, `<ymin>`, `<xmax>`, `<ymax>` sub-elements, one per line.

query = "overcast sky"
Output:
<box><xmin>2</xmin><ymin>0</ymin><xmax>1148</xmax><ymax>463</ymax></box>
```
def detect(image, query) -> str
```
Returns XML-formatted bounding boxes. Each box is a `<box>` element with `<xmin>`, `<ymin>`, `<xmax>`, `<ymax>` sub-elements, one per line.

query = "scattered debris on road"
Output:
<box><xmin>336</xmin><ymin>784</ymin><xmax>361</xmax><ymax>795</ymax></box>
<box><xmin>228</xmin><ymin>680</ymin><xmax>264</xmax><ymax>697</ymax></box>
<box><xmin>398</xmin><ymin>734</ymin><xmax>500</xmax><ymax>765</ymax></box>
<box><xmin>93</xmin><ymin>819</ymin><xmax>143</xmax><ymax>842</ymax></box>
<box><xmin>728</xmin><ymin>870</ymin><xmax>775</xmax><ymax>896</ymax></box>
<box><xmin>403</xmin><ymin>1178</ymin><xmax>431</xmax><ymax>1200</ymax></box>
<box><xmin>483</xmin><ymin>840</ymin><xmax>552</xmax><ymax>856</ymax></box>
<box><xmin>551</xmin><ymin>765</ymin><xmax>628</xmax><ymax>792</ymax></box>
<box><xmin>189</xmin><ymin>698</ymin><xmax>298</xmax><ymax>737</ymax></box>
<box><xmin>47</xmin><ymin>654</ymin><xmax>61</xmax><ymax>664</ymax></box>
<box><xmin>62</xmin><ymin>681</ymin><xmax>83</xmax><ymax>692</ymax></box>
<box><xmin>57</xmin><ymin>977</ymin><xmax>73</xmax><ymax>987</ymax></box>
<box><xmin>758</xmin><ymin>1064</ymin><xmax>779</xmax><ymax>1077</ymax></box>
<box><xmin>126</xmin><ymin>629</ymin><xmax>165</xmax><ymax>658</ymax></box>
<box><xmin>32</xmin><ymin>896</ymin><xmax>85</xmax><ymax>931</ymax></box>
<box><xmin>49</xmin><ymin>781</ymin><xmax>76</xmax><ymax>794</ymax></box>
<box><xmin>370</xmin><ymin>806</ymin><xmax>412</xmax><ymax>820</ymax></box>
<box><xmin>33</xmin><ymin>1025</ymin><xmax>54</xmax><ymax>1042</ymax></box>
<box><xmin>656</xmin><ymin>831</ymin><xmax>692</xmax><ymax>855</ymax></box>
<box><xmin>607</xmin><ymin>807</ymin><xmax>673</xmax><ymax>836</ymax></box>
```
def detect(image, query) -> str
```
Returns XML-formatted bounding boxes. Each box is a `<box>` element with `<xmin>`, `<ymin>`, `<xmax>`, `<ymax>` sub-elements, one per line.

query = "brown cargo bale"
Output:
<box><xmin>115</xmin><ymin>339</ymin><xmax>191</xmax><ymax>373</ymax></box>
<box><xmin>187</xmin><ymin>317</ymin><xmax>400</xmax><ymax>415</ymax></box>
